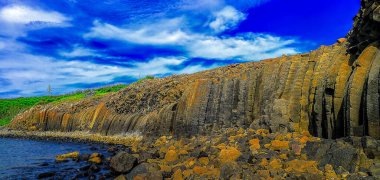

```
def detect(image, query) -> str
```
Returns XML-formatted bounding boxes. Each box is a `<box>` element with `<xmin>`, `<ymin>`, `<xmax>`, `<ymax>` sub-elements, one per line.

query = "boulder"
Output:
<box><xmin>303</xmin><ymin>140</ymin><xmax>360</xmax><ymax>172</ymax></box>
<box><xmin>126</xmin><ymin>163</ymin><xmax>162</xmax><ymax>180</ymax></box>
<box><xmin>55</xmin><ymin>151</ymin><xmax>79</xmax><ymax>162</ymax></box>
<box><xmin>110</xmin><ymin>151</ymin><xmax>137</xmax><ymax>174</ymax></box>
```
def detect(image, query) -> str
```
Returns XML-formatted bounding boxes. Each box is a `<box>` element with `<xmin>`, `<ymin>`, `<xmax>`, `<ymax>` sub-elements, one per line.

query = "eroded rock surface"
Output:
<box><xmin>7</xmin><ymin>0</ymin><xmax>380</xmax><ymax>140</ymax></box>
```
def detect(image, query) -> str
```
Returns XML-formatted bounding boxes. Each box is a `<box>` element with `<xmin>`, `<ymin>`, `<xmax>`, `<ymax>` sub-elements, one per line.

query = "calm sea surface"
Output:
<box><xmin>0</xmin><ymin>138</ymin><xmax>108</xmax><ymax>179</ymax></box>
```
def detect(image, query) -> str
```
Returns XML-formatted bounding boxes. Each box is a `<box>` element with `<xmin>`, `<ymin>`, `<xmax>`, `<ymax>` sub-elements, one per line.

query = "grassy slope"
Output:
<box><xmin>0</xmin><ymin>84</ymin><xmax>127</xmax><ymax>126</ymax></box>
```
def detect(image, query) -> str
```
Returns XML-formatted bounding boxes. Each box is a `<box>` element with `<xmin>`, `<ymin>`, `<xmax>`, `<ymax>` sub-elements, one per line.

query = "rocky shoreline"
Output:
<box><xmin>0</xmin><ymin>128</ymin><xmax>143</xmax><ymax>146</ymax></box>
<box><xmin>1</xmin><ymin>128</ymin><xmax>379</xmax><ymax>179</ymax></box>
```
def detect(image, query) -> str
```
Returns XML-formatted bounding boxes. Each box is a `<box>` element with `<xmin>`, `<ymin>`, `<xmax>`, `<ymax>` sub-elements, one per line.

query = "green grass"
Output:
<box><xmin>0</xmin><ymin>76</ymin><xmax>156</xmax><ymax>127</ymax></box>
<box><xmin>135</xmin><ymin>75</ymin><xmax>155</xmax><ymax>84</ymax></box>
<box><xmin>0</xmin><ymin>84</ymin><xmax>128</xmax><ymax>126</ymax></box>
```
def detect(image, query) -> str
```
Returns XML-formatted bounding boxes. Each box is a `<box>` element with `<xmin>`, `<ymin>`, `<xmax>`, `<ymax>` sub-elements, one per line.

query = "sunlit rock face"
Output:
<box><xmin>8</xmin><ymin>0</ymin><xmax>380</xmax><ymax>139</ymax></box>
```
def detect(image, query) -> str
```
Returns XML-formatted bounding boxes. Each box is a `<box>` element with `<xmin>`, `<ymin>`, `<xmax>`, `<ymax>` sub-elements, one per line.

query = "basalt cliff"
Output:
<box><xmin>8</xmin><ymin>0</ymin><xmax>380</xmax><ymax>140</ymax></box>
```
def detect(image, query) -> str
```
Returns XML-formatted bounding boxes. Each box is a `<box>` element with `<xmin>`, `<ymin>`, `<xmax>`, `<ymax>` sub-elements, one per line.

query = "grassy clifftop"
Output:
<box><xmin>0</xmin><ymin>84</ymin><xmax>127</xmax><ymax>126</ymax></box>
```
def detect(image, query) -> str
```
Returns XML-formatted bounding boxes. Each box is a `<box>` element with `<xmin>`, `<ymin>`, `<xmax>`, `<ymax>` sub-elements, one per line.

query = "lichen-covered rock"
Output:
<box><xmin>284</xmin><ymin>159</ymin><xmax>321</xmax><ymax>174</ymax></box>
<box><xmin>8</xmin><ymin>38</ymin><xmax>380</xmax><ymax>140</ymax></box>
<box><xmin>270</xmin><ymin>140</ymin><xmax>289</xmax><ymax>151</ymax></box>
<box><xmin>55</xmin><ymin>151</ymin><xmax>79</xmax><ymax>162</ymax></box>
<box><xmin>164</xmin><ymin>149</ymin><xmax>178</xmax><ymax>163</ymax></box>
<box><xmin>6</xmin><ymin>0</ymin><xmax>380</xmax><ymax>141</ymax></box>
<box><xmin>219</xmin><ymin>147</ymin><xmax>241</xmax><ymax>164</ymax></box>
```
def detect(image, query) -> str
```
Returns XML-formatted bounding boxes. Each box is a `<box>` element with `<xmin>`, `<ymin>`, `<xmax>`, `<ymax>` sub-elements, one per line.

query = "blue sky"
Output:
<box><xmin>0</xmin><ymin>0</ymin><xmax>359</xmax><ymax>98</ymax></box>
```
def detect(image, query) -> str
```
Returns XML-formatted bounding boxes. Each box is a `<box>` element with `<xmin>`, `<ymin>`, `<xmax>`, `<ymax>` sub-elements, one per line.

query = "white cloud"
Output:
<box><xmin>85</xmin><ymin>19</ymin><xmax>189</xmax><ymax>45</ymax></box>
<box><xmin>0</xmin><ymin>5</ymin><xmax>69</xmax><ymax>25</ymax></box>
<box><xmin>209</xmin><ymin>6</ymin><xmax>246</xmax><ymax>32</ymax></box>
<box><xmin>0</xmin><ymin>53</ymin><xmax>204</xmax><ymax>97</ymax></box>
<box><xmin>85</xmin><ymin>19</ymin><xmax>299</xmax><ymax>61</ymax></box>
<box><xmin>188</xmin><ymin>33</ymin><xmax>298</xmax><ymax>60</ymax></box>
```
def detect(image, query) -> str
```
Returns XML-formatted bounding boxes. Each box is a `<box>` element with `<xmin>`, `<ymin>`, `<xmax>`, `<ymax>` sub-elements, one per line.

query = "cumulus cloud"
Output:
<box><xmin>0</xmin><ymin>1</ymin><xmax>303</xmax><ymax>98</ymax></box>
<box><xmin>0</xmin><ymin>53</ymin><xmax>206</xmax><ymax>97</ymax></box>
<box><xmin>209</xmin><ymin>6</ymin><xmax>246</xmax><ymax>32</ymax></box>
<box><xmin>187</xmin><ymin>33</ymin><xmax>298</xmax><ymax>60</ymax></box>
<box><xmin>85</xmin><ymin>20</ymin><xmax>299</xmax><ymax>61</ymax></box>
<box><xmin>0</xmin><ymin>5</ymin><xmax>69</xmax><ymax>25</ymax></box>
<box><xmin>85</xmin><ymin>19</ymin><xmax>189</xmax><ymax>45</ymax></box>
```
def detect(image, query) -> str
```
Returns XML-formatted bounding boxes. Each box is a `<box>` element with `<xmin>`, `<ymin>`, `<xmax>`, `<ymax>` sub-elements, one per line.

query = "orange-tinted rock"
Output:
<box><xmin>159</xmin><ymin>164</ymin><xmax>172</xmax><ymax>172</ymax></box>
<box><xmin>279</xmin><ymin>154</ymin><xmax>288</xmax><ymax>160</ymax></box>
<box><xmin>182</xmin><ymin>169</ymin><xmax>193</xmax><ymax>178</ymax></box>
<box><xmin>173</xmin><ymin>169</ymin><xmax>183</xmax><ymax>180</ymax></box>
<box><xmin>285</xmin><ymin>159</ymin><xmax>321</xmax><ymax>174</ymax></box>
<box><xmin>324</xmin><ymin>164</ymin><xmax>338</xmax><ymax>179</ymax></box>
<box><xmin>337</xmin><ymin>38</ymin><xmax>347</xmax><ymax>43</ymax></box>
<box><xmin>256</xmin><ymin>170</ymin><xmax>270</xmax><ymax>178</ymax></box>
<box><xmin>89</xmin><ymin>156</ymin><xmax>102</xmax><ymax>164</ymax></box>
<box><xmin>249</xmin><ymin>139</ymin><xmax>260</xmax><ymax>150</ymax></box>
<box><xmin>198</xmin><ymin>157</ymin><xmax>209</xmax><ymax>166</ymax></box>
<box><xmin>164</xmin><ymin>150</ymin><xmax>178</xmax><ymax>162</ymax></box>
<box><xmin>260</xmin><ymin>158</ymin><xmax>269</xmax><ymax>167</ymax></box>
<box><xmin>193</xmin><ymin>166</ymin><xmax>208</xmax><ymax>175</ymax></box>
<box><xmin>270</xmin><ymin>140</ymin><xmax>289</xmax><ymax>151</ymax></box>
<box><xmin>269</xmin><ymin>158</ymin><xmax>282</xmax><ymax>169</ymax></box>
<box><xmin>219</xmin><ymin>147</ymin><xmax>241</xmax><ymax>164</ymax></box>
<box><xmin>55</xmin><ymin>151</ymin><xmax>79</xmax><ymax>162</ymax></box>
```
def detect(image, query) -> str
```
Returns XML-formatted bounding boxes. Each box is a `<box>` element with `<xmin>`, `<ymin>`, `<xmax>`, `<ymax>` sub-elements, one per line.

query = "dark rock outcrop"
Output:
<box><xmin>110</xmin><ymin>151</ymin><xmax>137</xmax><ymax>174</ymax></box>
<box><xmin>347</xmin><ymin>0</ymin><xmax>380</xmax><ymax>56</ymax></box>
<box><xmin>7</xmin><ymin>0</ymin><xmax>380</xmax><ymax>140</ymax></box>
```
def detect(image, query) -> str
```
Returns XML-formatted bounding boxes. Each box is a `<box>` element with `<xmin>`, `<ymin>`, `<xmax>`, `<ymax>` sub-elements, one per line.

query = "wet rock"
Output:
<box><xmin>55</xmin><ymin>151</ymin><xmax>79</xmax><ymax>162</ymax></box>
<box><xmin>88</xmin><ymin>152</ymin><xmax>103</xmax><ymax>164</ymax></box>
<box><xmin>77</xmin><ymin>153</ymin><xmax>90</xmax><ymax>161</ymax></box>
<box><xmin>89</xmin><ymin>156</ymin><xmax>102</xmax><ymax>164</ymax></box>
<box><xmin>110</xmin><ymin>151</ymin><xmax>137</xmax><ymax>174</ymax></box>
<box><xmin>89</xmin><ymin>164</ymin><xmax>101</xmax><ymax>173</ymax></box>
<box><xmin>37</xmin><ymin>171</ymin><xmax>55</xmax><ymax>179</ymax></box>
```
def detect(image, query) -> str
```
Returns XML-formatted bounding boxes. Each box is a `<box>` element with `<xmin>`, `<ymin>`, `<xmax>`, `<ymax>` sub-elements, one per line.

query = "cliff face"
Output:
<box><xmin>8</xmin><ymin>0</ymin><xmax>380</xmax><ymax>139</ymax></box>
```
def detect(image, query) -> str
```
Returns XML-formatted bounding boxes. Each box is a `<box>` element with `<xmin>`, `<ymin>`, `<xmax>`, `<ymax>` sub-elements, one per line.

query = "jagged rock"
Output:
<box><xmin>303</xmin><ymin>140</ymin><xmax>366</xmax><ymax>173</ymax></box>
<box><xmin>347</xmin><ymin>0</ymin><xmax>380</xmax><ymax>56</ymax></box>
